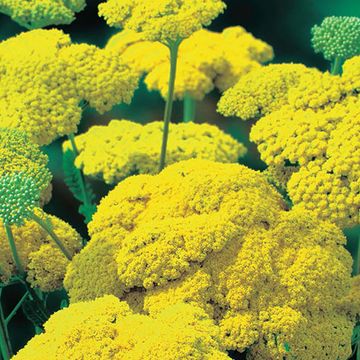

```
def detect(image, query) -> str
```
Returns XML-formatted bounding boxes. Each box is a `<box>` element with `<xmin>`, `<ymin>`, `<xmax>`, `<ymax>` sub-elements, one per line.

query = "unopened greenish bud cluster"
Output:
<box><xmin>0</xmin><ymin>173</ymin><xmax>40</xmax><ymax>226</ymax></box>
<box><xmin>311</xmin><ymin>16</ymin><xmax>360</xmax><ymax>61</ymax></box>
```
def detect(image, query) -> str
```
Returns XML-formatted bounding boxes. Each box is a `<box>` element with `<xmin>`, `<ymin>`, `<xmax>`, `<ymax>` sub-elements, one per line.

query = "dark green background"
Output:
<box><xmin>0</xmin><ymin>0</ymin><xmax>359</xmax><ymax>356</ymax></box>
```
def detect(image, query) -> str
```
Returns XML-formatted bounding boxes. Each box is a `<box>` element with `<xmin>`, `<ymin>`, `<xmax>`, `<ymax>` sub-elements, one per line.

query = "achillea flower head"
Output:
<box><xmin>0</xmin><ymin>208</ymin><xmax>82</xmax><ymax>291</ymax></box>
<box><xmin>0</xmin><ymin>0</ymin><xmax>86</xmax><ymax>29</ymax></box>
<box><xmin>98</xmin><ymin>0</ymin><xmax>226</xmax><ymax>43</ymax></box>
<box><xmin>63</xmin><ymin>120</ymin><xmax>247</xmax><ymax>184</ymax></box>
<box><xmin>64</xmin><ymin>159</ymin><xmax>356</xmax><ymax>359</ymax></box>
<box><xmin>0</xmin><ymin>173</ymin><xmax>39</xmax><ymax>226</ymax></box>
<box><xmin>107</xmin><ymin>27</ymin><xmax>273</xmax><ymax>100</ymax></box>
<box><xmin>215</xmin><ymin>26</ymin><xmax>274</xmax><ymax>91</ymax></box>
<box><xmin>0</xmin><ymin>29</ymin><xmax>139</xmax><ymax>145</ymax></box>
<box><xmin>0</xmin><ymin>128</ymin><xmax>52</xmax><ymax>201</ymax></box>
<box><xmin>13</xmin><ymin>295</ymin><xmax>229</xmax><ymax>360</ymax></box>
<box><xmin>219</xmin><ymin>55</ymin><xmax>360</xmax><ymax>227</ymax></box>
<box><xmin>311</xmin><ymin>16</ymin><xmax>360</xmax><ymax>61</ymax></box>
<box><xmin>218</xmin><ymin>64</ymin><xmax>320</xmax><ymax>120</ymax></box>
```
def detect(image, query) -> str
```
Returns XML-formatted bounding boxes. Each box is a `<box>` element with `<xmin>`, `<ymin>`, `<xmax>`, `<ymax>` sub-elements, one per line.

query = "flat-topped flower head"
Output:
<box><xmin>0</xmin><ymin>0</ymin><xmax>86</xmax><ymax>29</ymax></box>
<box><xmin>99</xmin><ymin>0</ymin><xmax>226</xmax><ymax>44</ymax></box>
<box><xmin>0</xmin><ymin>29</ymin><xmax>139</xmax><ymax>145</ymax></box>
<box><xmin>311</xmin><ymin>16</ymin><xmax>360</xmax><ymax>61</ymax></box>
<box><xmin>64</xmin><ymin>159</ymin><xmax>357</xmax><ymax>359</ymax></box>
<box><xmin>13</xmin><ymin>296</ymin><xmax>229</xmax><ymax>360</ymax></box>
<box><xmin>107</xmin><ymin>27</ymin><xmax>273</xmax><ymax>100</ymax></box>
<box><xmin>63</xmin><ymin>120</ymin><xmax>247</xmax><ymax>184</ymax></box>
<box><xmin>0</xmin><ymin>173</ymin><xmax>39</xmax><ymax>226</ymax></box>
<box><xmin>218</xmin><ymin>64</ymin><xmax>320</xmax><ymax>120</ymax></box>
<box><xmin>0</xmin><ymin>208</ymin><xmax>82</xmax><ymax>290</ymax></box>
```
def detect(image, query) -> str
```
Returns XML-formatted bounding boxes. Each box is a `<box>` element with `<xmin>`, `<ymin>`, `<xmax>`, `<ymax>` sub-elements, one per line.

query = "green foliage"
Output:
<box><xmin>63</xmin><ymin>149</ymin><xmax>96</xmax><ymax>224</ymax></box>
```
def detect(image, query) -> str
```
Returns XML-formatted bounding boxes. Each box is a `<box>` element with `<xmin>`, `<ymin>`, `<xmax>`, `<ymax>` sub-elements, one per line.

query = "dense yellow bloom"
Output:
<box><xmin>342</xmin><ymin>55</ymin><xmax>360</xmax><ymax>91</ymax></box>
<box><xmin>218</xmin><ymin>64</ymin><xmax>321</xmax><ymax>120</ymax></box>
<box><xmin>215</xmin><ymin>26</ymin><xmax>274</xmax><ymax>91</ymax></box>
<box><xmin>0</xmin><ymin>29</ymin><xmax>138</xmax><ymax>145</ymax></box>
<box><xmin>13</xmin><ymin>296</ymin><xmax>229</xmax><ymax>360</ymax></box>
<box><xmin>220</xmin><ymin>57</ymin><xmax>360</xmax><ymax>227</ymax></box>
<box><xmin>64</xmin><ymin>159</ymin><xmax>356</xmax><ymax>359</ymax></box>
<box><xmin>0</xmin><ymin>128</ymin><xmax>52</xmax><ymax>203</ymax></box>
<box><xmin>63</xmin><ymin>120</ymin><xmax>246</xmax><ymax>184</ymax></box>
<box><xmin>107</xmin><ymin>27</ymin><xmax>273</xmax><ymax>100</ymax></box>
<box><xmin>0</xmin><ymin>0</ymin><xmax>86</xmax><ymax>29</ymax></box>
<box><xmin>0</xmin><ymin>209</ymin><xmax>82</xmax><ymax>291</ymax></box>
<box><xmin>98</xmin><ymin>0</ymin><xmax>226</xmax><ymax>43</ymax></box>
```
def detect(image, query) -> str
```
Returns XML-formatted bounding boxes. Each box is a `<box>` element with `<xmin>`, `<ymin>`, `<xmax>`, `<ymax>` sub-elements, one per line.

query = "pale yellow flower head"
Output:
<box><xmin>0</xmin><ymin>29</ymin><xmax>139</xmax><ymax>145</ymax></box>
<box><xmin>99</xmin><ymin>0</ymin><xmax>226</xmax><ymax>43</ymax></box>
<box><xmin>13</xmin><ymin>296</ymin><xmax>229</xmax><ymax>360</ymax></box>
<box><xmin>64</xmin><ymin>159</ymin><xmax>357</xmax><ymax>359</ymax></box>
<box><xmin>0</xmin><ymin>209</ymin><xmax>82</xmax><ymax>291</ymax></box>
<box><xmin>63</xmin><ymin>120</ymin><xmax>247</xmax><ymax>184</ymax></box>
<box><xmin>107</xmin><ymin>27</ymin><xmax>273</xmax><ymax>100</ymax></box>
<box><xmin>0</xmin><ymin>0</ymin><xmax>86</xmax><ymax>29</ymax></box>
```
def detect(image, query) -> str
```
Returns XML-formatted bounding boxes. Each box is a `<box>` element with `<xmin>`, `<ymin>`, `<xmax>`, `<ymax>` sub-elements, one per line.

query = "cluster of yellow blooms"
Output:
<box><xmin>0</xmin><ymin>29</ymin><xmax>138</xmax><ymax>145</ymax></box>
<box><xmin>98</xmin><ymin>0</ymin><xmax>226</xmax><ymax>43</ymax></box>
<box><xmin>14</xmin><ymin>296</ymin><xmax>229</xmax><ymax>360</ymax></box>
<box><xmin>63</xmin><ymin>120</ymin><xmax>246</xmax><ymax>184</ymax></box>
<box><xmin>0</xmin><ymin>209</ymin><xmax>82</xmax><ymax>291</ymax></box>
<box><xmin>64</xmin><ymin>159</ymin><xmax>359</xmax><ymax>359</ymax></box>
<box><xmin>0</xmin><ymin>0</ymin><xmax>86</xmax><ymax>29</ymax></box>
<box><xmin>219</xmin><ymin>57</ymin><xmax>360</xmax><ymax>228</ymax></box>
<box><xmin>0</xmin><ymin>128</ymin><xmax>52</xmax><ymax>204</ymax></box>
<box><xmin>106</xmin><ymin>27</ymin><xmax>273</xmax><ymax>100</ymax></box>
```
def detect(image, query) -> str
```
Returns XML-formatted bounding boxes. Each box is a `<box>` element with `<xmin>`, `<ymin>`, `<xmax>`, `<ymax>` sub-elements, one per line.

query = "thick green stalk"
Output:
<box><xmin>4</xmin><ymin>224</ymin><xmax>25</xmax><ymax>277</ymax></box>
<box><xmin>0</xmin><ymin>290</ymin><xmax>12</xmax><ymax>360</ymax></box>
<box><xmin>183</xmin><ymin>93</ymin><xmax>196</xmax><ymax>123</ymax></box>
<box><xmin>330</xmin><ymin>56</ymin><xmax>343</xmax><ymax>75</ymax></box>
<box><xmin>68</xmin><ymin>133</ymin><xmax>91</xmax><ymax>210</ymax></box>
<box><xmin>29</xmin><ymin>213</ymin><xmax>72</xmax><ymax>261</ymax></box>
<box><xmin>159</xmin><ymin>39</ymin><xmax>181</xmax><ymax>171</ymax></box>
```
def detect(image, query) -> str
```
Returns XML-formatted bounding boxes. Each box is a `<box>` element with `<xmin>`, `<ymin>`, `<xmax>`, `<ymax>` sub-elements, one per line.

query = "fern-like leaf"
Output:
<box><xmin>63</xmin><ymin>149</ymin><xmax>96</xmax><ymax>223</ymax></box>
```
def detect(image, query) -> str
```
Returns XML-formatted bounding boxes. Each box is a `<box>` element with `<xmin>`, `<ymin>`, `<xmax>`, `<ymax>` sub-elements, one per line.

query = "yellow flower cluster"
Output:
<box><xmin>0</xmin><ymin>29</ymin><xmax>138</xmax><ymax>145</ymax></box>
<box><xmin>218</xmin><ymin>63</ymin><xmax>321</xmax><ymax>119</ymax></box>
<box><xmin>107</xmin><ymin>27</ymin><xmax>273</xmax><ymax>100</ymax></box>
<box><xmin>64</xmin><ymin>159</ymin><xmax>357</xmax><ymax>359</ymax></box>
<box><xmin>0</xmin><ymin>209</ymin><xmax>82</xmax><ymax>291</ymax></box>
<box><xmin>13</xmin><ymin>295</ymin><xmax>229</xmax><ymax>360</ymax></box>
<box><xmin>0</xmin><ymin>0</ymin><xmax>86</xmax><ymax>29</ymax></box>
<box><xmin>219</xmin><ymin>58</ymin><xmax>360</xmax><ymax>228</ymax></box>
<box><xmin>63</xmin><ymin>120</ymin><xmax>246</xmax><ymax>184</ymax></box>
<box><xmin>98</xmin><ymin>0</ymin><xmax>226</xmax><ymax>43</ymax></box>
<box><xmin>0</xmin><ymin>128</ymin><xmax>52</xmax><ymax>204</ymax></box>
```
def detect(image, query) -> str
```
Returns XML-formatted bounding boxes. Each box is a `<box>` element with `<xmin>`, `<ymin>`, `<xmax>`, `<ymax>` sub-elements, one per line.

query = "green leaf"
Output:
<box><xmin>22</xmin><ymin>297</ymin><xmax>49</xmax><ymax>329</ymax></box>
<box><xmin>352</xmin><ymin>324</ymin><xmax>360</xmax><ymax>345</ymax></box>
<box><xmin>63</xmin><ymin>149</ymin><xmax>96</xmax><ymax>223</ymax></box>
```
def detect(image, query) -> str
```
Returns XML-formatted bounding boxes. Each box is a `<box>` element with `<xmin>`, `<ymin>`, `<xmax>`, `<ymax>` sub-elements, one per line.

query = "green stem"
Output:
<box><xmin>29</xmin><ymin>213</ymin><xmax>72</xmax><ymax>261</ymax></box>
<box><xmin>183</xmin><ymin>93</ymin><xmax>196</xmax><ymax>123</ymax></box>
<box><xmin>5</xmin><ymin>291</ymin><xmax>29</xmax><ymax>325</ymax></box>
<box><xmin>0</xmin><ymin>290</ymin><xmax>12</xmax><ymax>360</ymax></box>
<box><xmin>159</xmin><ymin>39</ymin><xmax>181</xmax><ymax>171</ymax></box>
<box><xmin>68</xmin><ymin>134</ymin><xmax>90</xmax><ymax>210</ymax></box>
<box><xmin>4</xmin><ymin>224</ymin><xmax>25</xmax><ymax>277</ymax></box>
<box><xmin>330</xmin><ymin>56</ymin><xmax>343</xmax><ymax>75</ymax></box>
